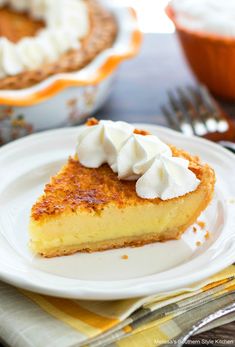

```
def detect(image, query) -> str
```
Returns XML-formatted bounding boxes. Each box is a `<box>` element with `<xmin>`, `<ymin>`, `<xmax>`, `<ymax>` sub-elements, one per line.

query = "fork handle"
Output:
<box><xmin>219</xmin><ymin>141</ymin><xmax>235</xmax><ymax>154</ymax></box>
<box><xmin>175</xmin><ymin>302</ymin><xmax>235</xmax><ymax>347</ymax></box>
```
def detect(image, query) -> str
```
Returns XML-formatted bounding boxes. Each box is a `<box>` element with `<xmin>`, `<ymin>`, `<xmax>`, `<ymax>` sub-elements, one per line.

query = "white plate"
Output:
<box><xmin>0</xmin><ymin>124</ymin><xmax>235</xmax><ymax>300</ymax></box>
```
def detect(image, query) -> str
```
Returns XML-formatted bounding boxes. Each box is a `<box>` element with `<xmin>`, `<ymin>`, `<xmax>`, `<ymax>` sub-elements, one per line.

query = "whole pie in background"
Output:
<box><xmin>0</xmin><ymin>0</ymin><xmax>117</xmax><ymax>89</ymax></box>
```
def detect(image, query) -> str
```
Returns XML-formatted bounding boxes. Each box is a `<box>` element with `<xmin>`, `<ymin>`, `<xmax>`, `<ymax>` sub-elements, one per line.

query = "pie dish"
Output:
<box><xmin>0</xmin><ymin>0</ymin><xmax>117</xmax><ymax>90</ymax></box>
<box><xmin>0</xmin><ymin>1</ymin><xmax>141</xmax><ymax>144</ymax></box>
<box><xmin>29</xmin><ymin>119</ymin><xmax>215</xmax><ymax>258</ymax></box>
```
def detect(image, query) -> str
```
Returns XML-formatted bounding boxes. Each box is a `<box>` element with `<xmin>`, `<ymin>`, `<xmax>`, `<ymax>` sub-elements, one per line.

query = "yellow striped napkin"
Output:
<box><xmin>0</xmin><ymin>265</ymin><xmax>234</xmax><ymax>347</ymax></box>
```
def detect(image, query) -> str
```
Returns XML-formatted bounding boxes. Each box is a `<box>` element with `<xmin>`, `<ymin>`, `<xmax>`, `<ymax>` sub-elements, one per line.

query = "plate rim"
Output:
<box><xmin>0</xmin><ymin>124</ymin><xmax>235</xmax><ymax>300</ymax></box>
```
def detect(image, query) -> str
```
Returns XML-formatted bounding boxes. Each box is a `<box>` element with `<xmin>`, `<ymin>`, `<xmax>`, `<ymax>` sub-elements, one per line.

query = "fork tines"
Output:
<box><xmin>162</xmin><ymin>85</ymin><xmax>229</xmax><ymax>137</ymax></box>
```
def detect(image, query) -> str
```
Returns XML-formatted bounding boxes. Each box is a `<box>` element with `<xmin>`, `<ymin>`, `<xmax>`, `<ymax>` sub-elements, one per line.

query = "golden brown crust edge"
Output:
<box><xmin>0</xmin><ymin>0</ymin><xmax>118</xmax><ymax>90</ymax></box>
<box><xmin>37</xmin><ymin>234</ymin><xmax>182</xmax><ymax>258</ymax></box>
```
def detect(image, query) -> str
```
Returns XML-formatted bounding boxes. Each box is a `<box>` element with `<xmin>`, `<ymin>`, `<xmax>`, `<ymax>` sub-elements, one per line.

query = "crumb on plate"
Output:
<box><xmin>193</xmin><ymin>226</ymin><xmax>197</xmax><ymax>233</ymax></box>
<box><xmin>86</xmin><ymin>117</ymin><xmax>99</xmax><ymax>126</ymax></box>
<box><xmin>197</xmin><ymin>221</ymin><xmax>205</xmax><ymax>229</ymax></box>
<box><xmin>196</xmin><ymin>241</ymin><xmax>201</xmax><ymax>247</ymax></box>
<box><xmin>133</xmin><ymin>128</ymin><xmax>150</xmax><ymax>136</ymax></box>
<box><xmin>121</xmin><ymin>254</ymin><xmax>128</xmax><ymax>260</ymax></box>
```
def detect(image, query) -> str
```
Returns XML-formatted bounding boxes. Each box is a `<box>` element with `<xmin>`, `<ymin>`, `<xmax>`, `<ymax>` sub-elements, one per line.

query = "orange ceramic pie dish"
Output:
<box><xmin>0</xmin><ymin>0</ymin><xmax>118</xmax><ymax>90</ymax></box>
<box><xmin>0</xmin><ymin>1</ymin><xmax>141</xmax><ymax>144</ymax></box>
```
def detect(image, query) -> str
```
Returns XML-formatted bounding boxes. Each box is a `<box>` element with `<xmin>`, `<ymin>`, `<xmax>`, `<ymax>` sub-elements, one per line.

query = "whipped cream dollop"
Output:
<box><xmin>170</xmin><ymin>0</ymin><xmax>235</xmax><ymax>37</ymax></box>
<box><xmin>0</xmin><ymin>0</ymin><xmax>89</xmax><ymax>78</ymax></box>
<box><xmin>117</xmin><ymin>134</ymin><xmax>172</xmax><ymax>180</ymax></box>
<box><xmin>77</xmin><ymin>120</ymin><xmax>134</xmax><ymax>170</ymax></box>
<box><xmin>136</xmin><ymin>155</ymin><xmax>200</xmax><ymax>200</ymax></box>
<box><xmin>76</xmin><ymin>120</ymin><xmax>200</xmax><ymax>200</ymax></box>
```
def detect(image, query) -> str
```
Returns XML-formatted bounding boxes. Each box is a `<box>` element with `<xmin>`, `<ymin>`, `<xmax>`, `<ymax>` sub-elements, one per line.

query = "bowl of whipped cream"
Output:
<box><xmin>167</xmin><ymin>0</ymin><xmax>235</xmax><ymax>100</ymax></box>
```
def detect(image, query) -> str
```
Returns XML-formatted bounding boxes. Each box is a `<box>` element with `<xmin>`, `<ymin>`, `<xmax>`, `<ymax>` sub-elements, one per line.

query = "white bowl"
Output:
<box><xmin>0</xmin><ymin>3</ymin><xmax>141</xmax><ymax>144</ymax></box>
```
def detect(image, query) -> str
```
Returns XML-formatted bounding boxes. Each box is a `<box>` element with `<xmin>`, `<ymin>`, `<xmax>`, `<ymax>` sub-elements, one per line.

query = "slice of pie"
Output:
<box><xmin>29</xmin><ymin>120</ymin><xmax>215</xmax><ymax>258</ymax></box>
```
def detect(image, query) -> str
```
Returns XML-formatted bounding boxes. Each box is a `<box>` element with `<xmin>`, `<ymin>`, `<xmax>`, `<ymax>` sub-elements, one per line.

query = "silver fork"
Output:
<box><xmin>162</xmin><ymin>84</ymin><xmax>235</xmax><ymax>153</ymax></box>
<box><xmin>175</xmin><ymin>301</ymin><xmax>235</xmax><ymax>347</ymax></box>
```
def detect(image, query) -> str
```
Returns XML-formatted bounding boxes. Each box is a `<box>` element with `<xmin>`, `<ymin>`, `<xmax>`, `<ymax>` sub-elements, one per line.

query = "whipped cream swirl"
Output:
<box><xmin>76</xmin><ymin>120</ymin><xmax>200</xmax><ymax>200</ymax></box>
<box><xmin>77</xmin><ymin>120</ymin><xmax>134</xmax><ymax>170</ymax></box>
<box><xmin>136</xmin><ymin>155</ymin><xmax>200</xmax><ymax>200</ymax></box>
<box><xmin>117</xmin><ymin>134</ymin><xmax>172</xmax><ymax>180</ymax></box>
<box><xmin>0</xmin><ymin>0</ymin><xmax>89</xmax><ymax>78</ymax></box>
<box><xmin>171</xmin><ymin>0</ymin><xmax>235</xmax><ymax>37</ymax></box>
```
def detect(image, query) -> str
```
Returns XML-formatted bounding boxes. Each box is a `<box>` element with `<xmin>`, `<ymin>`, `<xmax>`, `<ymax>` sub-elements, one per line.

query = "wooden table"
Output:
<box><xmin>97</xmin><ymin>33</ymin><xmax>235</xmax><ymax>346</ymax></box>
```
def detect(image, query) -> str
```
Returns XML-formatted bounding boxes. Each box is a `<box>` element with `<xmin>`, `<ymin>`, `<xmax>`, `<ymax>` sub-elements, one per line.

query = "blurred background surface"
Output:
<box><xmin>98</xmin><ymin>0</ymin><xmax>235</xmax><ymax>125</ymax></box>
